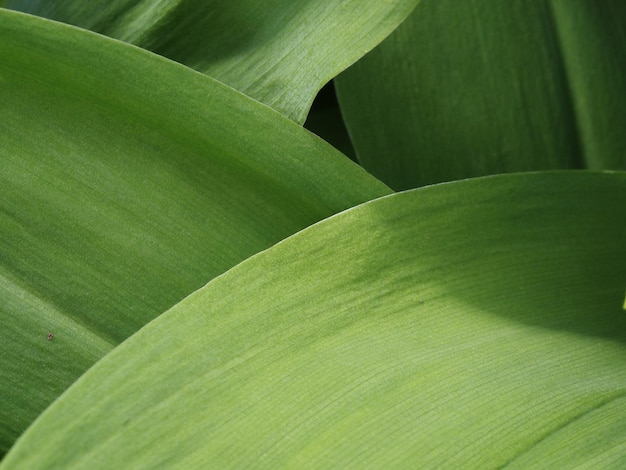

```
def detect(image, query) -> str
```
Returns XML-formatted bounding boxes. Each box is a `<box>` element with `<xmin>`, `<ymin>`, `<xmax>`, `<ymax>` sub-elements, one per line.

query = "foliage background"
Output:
<box><xmin>1</xmin><ymin>0</ymin><xmax>625</xmax><ymax>467</ymax></box>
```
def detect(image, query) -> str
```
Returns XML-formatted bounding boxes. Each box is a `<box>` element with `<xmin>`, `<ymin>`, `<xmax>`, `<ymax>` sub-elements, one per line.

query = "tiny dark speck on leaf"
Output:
<box><xmin>47</xmin><ymin>332</ymin><xmax>54</xmax><ymax>341</ymax></box>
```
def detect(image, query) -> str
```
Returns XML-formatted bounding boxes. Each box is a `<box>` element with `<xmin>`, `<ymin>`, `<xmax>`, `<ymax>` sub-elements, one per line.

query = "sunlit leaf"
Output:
<box><xmin>0</xmin><ymin>9</ymin><xmax>390</xmax><ymax>454</ymax></box>
<box><xmin>3</xmin><ymin>172</ymin><xmax>625</xmax><ymax>468</ymax></box>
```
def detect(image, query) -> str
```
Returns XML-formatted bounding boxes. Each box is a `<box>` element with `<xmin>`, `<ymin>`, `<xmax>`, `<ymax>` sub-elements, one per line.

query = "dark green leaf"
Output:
<box><xmin>548</xmin><ymin>0</ymin><xmax>626</xmax><ymax>169</ymax></box>
<box><xmin>336</xmin><ymin>0</ymin><xmax>626</xmax><ymax>189</ymax></box>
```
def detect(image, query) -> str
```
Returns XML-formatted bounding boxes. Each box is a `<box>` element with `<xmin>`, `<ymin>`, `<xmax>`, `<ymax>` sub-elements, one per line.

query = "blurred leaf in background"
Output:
<box><xmin>336</xmin><ymin>0</ymin><xmax>626</xmax><ymax>189</ymax></box>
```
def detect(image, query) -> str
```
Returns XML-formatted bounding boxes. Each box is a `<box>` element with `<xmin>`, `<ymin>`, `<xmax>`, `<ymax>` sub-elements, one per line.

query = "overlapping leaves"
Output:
<box><xmin>4</xmin><ymin>0</ymin><xmax>420</xmax><ymax>122</ymax></box>
<box><xmin>2</xmin><ymin>1</ymin><xmax>626</xmax><ymax>467</ymax></box>
<box><xmin>336</xmin><ymin>0</ymin><xmax>626</xmax><ymax>189</ymax></box>
<box><xmin>3</xmin><ymin>173</ymin><xmax>625</xmax><ymax>468</ymax></box>
<box><xmin>0</xmin><ymin>9</ymin><xmax>389</xmax><ymax>454</ymax></box>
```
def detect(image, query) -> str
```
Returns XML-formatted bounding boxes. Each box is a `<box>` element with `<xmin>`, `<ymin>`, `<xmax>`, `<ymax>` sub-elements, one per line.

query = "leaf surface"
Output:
<box><xmin>336</xmin><ymin>0</ymin><xmax>626</xmax><ymax>189</ymax></box>
<box><xmin>0</xmin><ymin>9</ymin><xmax>390</xmax><ymax>454</ymax></box>
<box><xmin>548</xmin><ymin>0</ymin><xmax>626</xmax><ymax>170</ymax></box>
<box><xmin>4</xmin><ymin>0</ymin><xmax>420</xmax><ymax>123</ymax></box>
<box><xmin>3</xmin><ymin>172</ymin><xmax>625</xmax><ymax>468</ymax></box>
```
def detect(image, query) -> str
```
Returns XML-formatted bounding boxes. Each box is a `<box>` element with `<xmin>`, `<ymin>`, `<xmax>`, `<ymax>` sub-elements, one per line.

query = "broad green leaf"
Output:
<box><xmin>0</xmin><ymin>10</ymin><xmax>390</xmax><ymax>455</ymax></box>
<box><xmin>3</xmin><ymin>172</ymin><xmax>625</xmax><ymax>468</ymax></box>
<box><xmin>549</xmin><ymin>0</ymin><xmax>626</xmax><ymax>170</ymax></box>
<box><xmin>3</xmin><ymin>0</ymin><xmax>420</xmax><ymax>123</ymax></box>
<box><xmin>336</xmin><ymin>0</ymin><xmax>626</xmax><ymax>190</ymax></box>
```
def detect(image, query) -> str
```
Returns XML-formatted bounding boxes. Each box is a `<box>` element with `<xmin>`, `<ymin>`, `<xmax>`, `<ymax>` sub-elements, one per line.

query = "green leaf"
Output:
<box><xmin>3</xmin><ymin>172</ymin><xmax>625</xmax><ymax>468</ymax></box>
<box><xmin>336</xmin><ymin>0</ymin><xmax>626</xmax><ymax>190</ymax></box>
<box><xmin>549</xmin><ymin>0</ymin><xmax>626</xmax><ymax>170</ymax></box>
<box><xmin>4</xmin><ymin>0</ymin><xmax>421</xmax><ymax>123</ymax></box>
<box><xmin>0</xmin><ymin>9</ymin><xmax>390</xmax><ymax>454</ymax></box>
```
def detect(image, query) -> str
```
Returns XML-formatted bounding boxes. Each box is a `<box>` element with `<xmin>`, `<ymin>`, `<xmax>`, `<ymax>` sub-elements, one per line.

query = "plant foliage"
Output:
<box><xmin>1</xmin><ymin>0</ymin><xmax>625</xmax><ymax>467</ymax></box>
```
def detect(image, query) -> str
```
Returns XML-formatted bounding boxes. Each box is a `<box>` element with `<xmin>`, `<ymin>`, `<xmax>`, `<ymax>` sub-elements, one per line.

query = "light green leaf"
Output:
<box><xmin>0</xmin><ymin>9</ymin><xmax>390</xmax><ymax>454</ymax></box>
<box><xmin>3</xmin><ymin>172</ymin><xmax>625</xmax><ymax>468</ymax></box>
<box><xmin>4</xmin><ymin>0</ymin><xmax>420</xmax><ymax>123</ymax></box>
<box><xmin>336</xmin><ymin>0</ymin><xmax>626</xmax><ymax>190</ymax></box>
